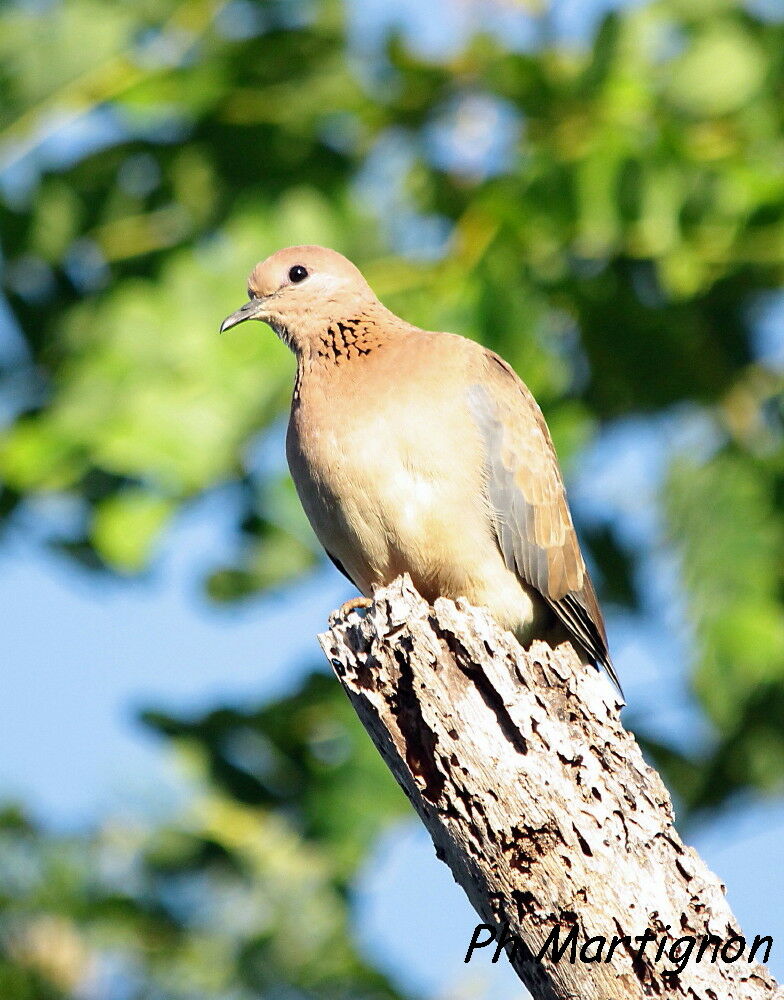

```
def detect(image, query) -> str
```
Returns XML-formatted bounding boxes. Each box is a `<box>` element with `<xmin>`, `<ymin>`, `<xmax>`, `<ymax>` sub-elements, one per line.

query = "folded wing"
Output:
<box><xmin>468</xmin><ymin>351</ymin><xmax>622</xmax><ymax>695</ymax></box>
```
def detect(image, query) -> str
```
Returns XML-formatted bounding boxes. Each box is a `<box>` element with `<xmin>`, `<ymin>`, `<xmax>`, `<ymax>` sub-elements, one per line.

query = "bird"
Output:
<box><xmin>220</xmin><ymin>245</ymin><xmax>622</xmax><ymax>695</ymax></box>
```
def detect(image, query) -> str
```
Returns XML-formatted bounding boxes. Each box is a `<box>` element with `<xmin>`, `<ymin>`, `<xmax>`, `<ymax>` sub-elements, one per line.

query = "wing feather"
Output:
<box><xmin>468</xmin><ymin>352</ymin><xmax>622</xmax><ymax>695</ymax></box>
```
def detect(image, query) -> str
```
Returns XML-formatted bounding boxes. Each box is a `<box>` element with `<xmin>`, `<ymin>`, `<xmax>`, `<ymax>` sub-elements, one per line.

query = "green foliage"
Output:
<box><xmin>659</xmin><ymin>441</ymin><xmax>784</xmax><ymax>809</ymax></box>
<box><xmin>142</xmin><ymin>673</ymin><xmax>410</xmax><ymax>881</ymax></box>
<box><xmin>0</xmin><ymin>744</ymin><xmax>406</xmax><ymax>1000</ymax></box>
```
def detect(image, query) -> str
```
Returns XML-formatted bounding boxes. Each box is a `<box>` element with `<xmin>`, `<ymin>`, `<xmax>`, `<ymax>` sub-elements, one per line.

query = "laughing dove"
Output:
<box><xmin>221</xmin><ymin>246</ymin><xmax>621</xmax><ymax>694</ymax></box>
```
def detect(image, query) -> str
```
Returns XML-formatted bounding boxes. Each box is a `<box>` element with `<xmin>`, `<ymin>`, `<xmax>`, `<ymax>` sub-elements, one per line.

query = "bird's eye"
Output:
<box><xmin>288</xmin><ymin>265</ymin><xmax>308</xmax><ymax>283</ymax></box>
<box><xmin>247</xmin><ymin>289</ymin><xmax>256</xmax><ymax>300</ymax></box>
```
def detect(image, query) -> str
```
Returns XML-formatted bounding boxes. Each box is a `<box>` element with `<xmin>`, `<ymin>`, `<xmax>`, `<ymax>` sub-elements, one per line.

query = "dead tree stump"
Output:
<box><xmin>319</xmin><ymin>575</ymin><xmax>782</xmax><ymax>1000</ymax></box>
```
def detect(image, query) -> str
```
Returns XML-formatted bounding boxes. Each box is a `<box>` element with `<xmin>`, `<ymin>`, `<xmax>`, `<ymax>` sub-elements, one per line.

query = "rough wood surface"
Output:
<box><xmin>319</xmin><ymin>576</ymin><xmax>782</xmax><ymax>1000</ymax></box>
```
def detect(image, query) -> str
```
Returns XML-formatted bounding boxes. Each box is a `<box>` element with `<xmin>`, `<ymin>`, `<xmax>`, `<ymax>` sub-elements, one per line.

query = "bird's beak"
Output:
<box><xmin>219</xmin><ymin>298</ymin><xmax>266</xmax><ymax>333</ymax></box>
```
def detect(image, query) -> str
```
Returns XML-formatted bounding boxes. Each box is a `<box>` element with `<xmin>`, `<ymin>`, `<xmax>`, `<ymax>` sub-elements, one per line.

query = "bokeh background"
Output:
<box><xmin>1</xmin><ymin>0</ymin><xmax>783</xmax><ymax>996</ymax></box>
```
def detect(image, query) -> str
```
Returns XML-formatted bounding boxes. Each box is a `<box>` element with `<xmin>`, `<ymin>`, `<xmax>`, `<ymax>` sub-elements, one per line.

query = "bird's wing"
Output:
<box><xmin>467</xmin><ymin>351</ymin><xmax>622</xmax><ymax>694</ymax></box>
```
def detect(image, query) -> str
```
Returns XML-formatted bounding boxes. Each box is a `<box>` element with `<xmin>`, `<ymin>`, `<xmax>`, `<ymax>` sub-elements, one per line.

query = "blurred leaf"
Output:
<box><xmin>92</xmin><ymin>489</ymin><xmax>173</xmax><ymax>571</ymax></box>
<box><xmin>0</xmin><ymin>790</ymin><xmax>407</xmax><ymax>1000</ymax></box>
<box><xmin>668</xmin><ymin>23</ymin><xmax>765</xmax><ymax>117</ymax></box>
<box><xmin>583</xmin><ymin>523</ymin><xmax>638</xmax><ymax>609</ymax></box>
<box><xmin>143</xmin><ymin>672</ymin><xmax>410</xmax><ymax>881</ymax></box>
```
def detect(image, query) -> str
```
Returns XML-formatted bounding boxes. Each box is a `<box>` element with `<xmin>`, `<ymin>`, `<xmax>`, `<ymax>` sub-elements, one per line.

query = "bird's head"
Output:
<box><xmin>219</xmin><ymin>245</ymin><xmax>378</xmax><ymax>350</ymax></box>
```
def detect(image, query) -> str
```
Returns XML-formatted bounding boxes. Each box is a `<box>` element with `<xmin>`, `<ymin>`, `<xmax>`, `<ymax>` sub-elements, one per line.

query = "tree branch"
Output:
<box><xmin>319</xmin><ymin>575</ymin><xmax>782</xmax><ymax>1000</ymax></box>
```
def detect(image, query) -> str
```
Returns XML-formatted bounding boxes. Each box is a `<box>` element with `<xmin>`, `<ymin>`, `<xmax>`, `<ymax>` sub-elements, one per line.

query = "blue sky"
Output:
<box><xmin>0</xmin><ymin>494</ymin><xmax>348</xmax><ymax>823</ymax></box>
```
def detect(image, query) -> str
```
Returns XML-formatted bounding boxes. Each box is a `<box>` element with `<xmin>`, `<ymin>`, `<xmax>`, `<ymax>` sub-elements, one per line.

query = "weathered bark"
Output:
<box><xmin>319</xmin><ymin>575</ymin><xmax>782</xmax><ymax>1000</ymax></box>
